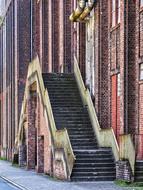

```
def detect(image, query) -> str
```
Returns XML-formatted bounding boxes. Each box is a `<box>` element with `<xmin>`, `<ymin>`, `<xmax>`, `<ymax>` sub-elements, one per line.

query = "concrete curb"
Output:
<box><xmin>0</xmin><ymin>176</ymin><xmax>30</xmax><ymax>190</ymax></box>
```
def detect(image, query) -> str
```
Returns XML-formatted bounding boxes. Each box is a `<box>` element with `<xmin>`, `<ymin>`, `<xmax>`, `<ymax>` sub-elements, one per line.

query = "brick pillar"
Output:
<box><xmin>36</xmin><ymin>97</ymin><xmax>44</xmax><ymax>173</ymax></box>
<box><xmin>27</xmin><ymin>93</ymin><xmax>37</xmax><ymax>170</ymax></box>
<box><xmin>19</xmin><ymin>144</ymin><xmax>27</xmax><ymax>167</ymax></box>
<box><xmin>98</xmin><ymin>0</ymin><xmax>110</xmax><ymax>128</ymax></box>
<box><xmin>116</xmin><ymin>160</ymin><xmax>134</xmax><ymax>182</ymax></box>
<box><xmin>37</xmin><ymin>136</ymin><xmax>44</xmax><ymax>173</ymax></box>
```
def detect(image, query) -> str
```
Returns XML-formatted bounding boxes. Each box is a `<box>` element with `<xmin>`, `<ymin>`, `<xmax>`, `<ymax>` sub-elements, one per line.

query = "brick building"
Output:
<box><xmin>0</xmin><ymin>0</ymin><xmax>143</xmax><ymax>182</ymax></box>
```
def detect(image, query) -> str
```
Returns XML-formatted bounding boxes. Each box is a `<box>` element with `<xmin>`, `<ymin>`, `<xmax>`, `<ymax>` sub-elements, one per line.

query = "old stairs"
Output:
<box><xmin>42</xmin><ymin>73</ymin><xmax>116</xmax><ymax>181</ymax></box>
<box><xmin>135</xmin><ymin>161</ymin><xmax>143</xmax><ymax>182</ymax></box>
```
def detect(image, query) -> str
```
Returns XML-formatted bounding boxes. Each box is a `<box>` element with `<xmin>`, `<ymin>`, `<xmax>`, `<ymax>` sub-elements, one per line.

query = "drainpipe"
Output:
<box><xmin>79</xmin><ymin>0</ymin><xmax>95</xmax><ymax>21</ymax></box>
<box><xmin>69</xmin><ymin>0</ymin><xmax>86</xmax><ymax>22</ymax></box>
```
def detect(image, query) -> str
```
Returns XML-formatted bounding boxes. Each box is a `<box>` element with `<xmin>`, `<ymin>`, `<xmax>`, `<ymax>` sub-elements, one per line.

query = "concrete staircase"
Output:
<box><xmin>42</xmin><ymin>73</ymin><xmax>116</xmax><ymax>181</ymax></box>
<box><xmin>135</xmin><ymin>161</ymin><xmax>143</xmax><ymax>182</ymax></box>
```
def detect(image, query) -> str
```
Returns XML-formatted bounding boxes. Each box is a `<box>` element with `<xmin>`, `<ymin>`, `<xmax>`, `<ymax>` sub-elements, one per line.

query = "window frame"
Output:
<box><xmin>111</xmin><ymin>0</ymin><xmax>121</xmax><ymax>28</ymax></box>
<box><xmin>141</xmin><ymin>0</ymin><xmax>143</xmax><ymax>8</ymax></box>
<box><xmin>140</xmin><ymin>63</ymin><xmax>143</xmax><ymax>81</ymax></box>
<box><xmin>117</xmin><ymin>0</ymin><xmax>121</xmax><ymax>24</ymax></box>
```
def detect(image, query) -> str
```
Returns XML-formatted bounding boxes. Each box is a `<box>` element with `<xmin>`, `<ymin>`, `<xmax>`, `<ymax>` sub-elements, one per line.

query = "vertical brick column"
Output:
<box><xmin>27</xmin><ymin>93</ymin><xmax>37</xmax><ymax>170</ymax></box>
<box><xmin>51</xmin><ymin>0</ymin><xmax>59</xmax><ymax>72</ymax></box>
<box><xmin>116</xmin><ymin>160</ymin><xmax>134</xmax><ymax>182</ymax></box>
<box><xmin>48</xmin><ymin>0</ymin><xmax>52</xmax><ymax>72</ymax></box>
<box><xmin>42</xmin><ymin>0</ymin><xmax>49</xmax><ymax>72</ymax></box>
<box><xmin>127</xmin><ymin>0</ymin><xmax>137</xmax><ymax>135</ymax></box>
<box><xmin>63</xmin><ymin>0</ymin><xmax>73</xmax><ymax>73</ymax></box>
<box><xmin>19</xmin><ymin>144</ymin><xmax>27</xmax><ymax>167</ymax></box>
<box><xmin>37</xmin><ymin>136</ymin><xmax>44</xmax><ymax>173</ymax></box>
<box><xmin>79</xmin><ymin>23</ymin><xmax>86</xmax><ymax>81</ymax></box>
<box><xmin>98</xmin><ymin>0</ymin><xmax>110</xmax><ymax>128</ymax></box>
<box><xmin>36</xmin><ymin>97</ymin><xmax>44</xmax><ymax>173</ymax></box>
<box><xmin>111</xmin><ymin>75</ymin><xmax>117</xmax><ymax>137</ymax></box>
<box><xmin>138</xmin><ymin>84</ymin><xmax>143</xmax><ymax>159</ymax></box>
<box><xmin>32</xmin><ymin>0</ymin><xmax>40</xmax><ymax>59</ymax></box>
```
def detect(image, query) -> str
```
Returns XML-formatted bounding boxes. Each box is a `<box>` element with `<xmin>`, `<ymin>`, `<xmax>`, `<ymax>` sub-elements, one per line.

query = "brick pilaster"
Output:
<box><xmin>27</xmin><ymin>93</ymin><xmax>37</xmax><ymax>170</ymax></box>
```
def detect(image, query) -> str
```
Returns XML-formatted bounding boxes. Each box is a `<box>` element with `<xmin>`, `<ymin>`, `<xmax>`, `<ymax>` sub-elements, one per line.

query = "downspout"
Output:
<box><xmin>69</xmin><ymin>0</ymin><xmax>86</xmax><ymax>22</ymax></box>
<box><xmin>79</xmin><ymin>0</ymin><xmax>95</xmax><ymax>21</ymax></box>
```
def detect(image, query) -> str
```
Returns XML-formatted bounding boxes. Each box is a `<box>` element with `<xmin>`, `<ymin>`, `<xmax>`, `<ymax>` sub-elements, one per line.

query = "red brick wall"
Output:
<box><xmin>127</xmin><ymin>0</ymin><xmax>137</xmax><ymax>135</ymax></box>
<box><xmin>0</xmin><ymin>0</ymin><xmax>74</xmax><ymax>160</ymax></box>
<box><xmin>42</xmin><ymin>0</ymin><xmax>49</xmax><ymax>72</ymax></box>
<box><xmin>79</xmin><ymin>23</ymin><xmax>86</xmax><ymax>81</ymax></box>
<box><xmin>25</xmin><ymin>90</ymin><xmax>52</xmax><ymax>175</ymax></box>
<box><xmin>135</xmin><ymin>0</ymin><xmax>143</xmax><ymax>158</ymax></box>
<box><xmin>63</xmin><ymin>0</ymin><xmax>73</xmax><ymax>73</ymax></box>
<box><xmin>18</xmin><ymin>0</ymin><xmax>31</xmax><ymax>119</ymax></box>
<box><xmin>139</xmin><ymin>84</ymin><xmax>143</xmax><ymax>134</ymax></box>
<box><xmin>1</xmin><ymin>0</ymin><xmax>143</xmax><ymax>161</ymax></box>
<box><xmin>111</xmin><ymin>75</ymin><xmax>117</xmax><ymax>136</ymax></box>
<box><xmin>98</xmin><ymin>0</ymin><xmax>110</xmax><ymax>128</ymax></box>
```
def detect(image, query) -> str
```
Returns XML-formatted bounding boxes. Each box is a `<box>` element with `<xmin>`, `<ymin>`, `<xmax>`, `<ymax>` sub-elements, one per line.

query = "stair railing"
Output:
<box><xmin>16</xmin><ymin>56</ymin><xmax>75</xmax><ymax>179</ymax></box>
<box><xmin>74</xmin><ymin>56</ymin><xmax>119</xmax><ymax>161</ymax></box>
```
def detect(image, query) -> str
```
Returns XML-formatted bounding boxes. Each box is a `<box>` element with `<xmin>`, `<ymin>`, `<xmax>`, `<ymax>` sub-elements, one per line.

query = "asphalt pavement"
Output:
<box><xmin>0</xmin><ymin>178</ymin><xmax>19</xmax><ymax>190</ymax></box>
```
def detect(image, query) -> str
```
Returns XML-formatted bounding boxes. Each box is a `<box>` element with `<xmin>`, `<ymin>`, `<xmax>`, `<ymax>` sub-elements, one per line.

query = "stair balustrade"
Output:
<box><xmin>74</xmin><ymin>56</ymin><xmax>119</xmax><ymax>162</ymax></box>
<box><xmin>16</xmin><ymin>56</ymin><xmax>75</xmax><ymax>179</ymax></box>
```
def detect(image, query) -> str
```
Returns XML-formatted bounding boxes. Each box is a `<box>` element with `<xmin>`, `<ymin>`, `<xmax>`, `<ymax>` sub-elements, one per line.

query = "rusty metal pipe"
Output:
<box><xmin>79</xmin><ymin>0</ymin><xmax>95</xmax><ymax>21</ymax></box>
<box><xmin>69</xmin><ymin>0</ymin><xmax>86</xmax><ymax>22</ymax></box>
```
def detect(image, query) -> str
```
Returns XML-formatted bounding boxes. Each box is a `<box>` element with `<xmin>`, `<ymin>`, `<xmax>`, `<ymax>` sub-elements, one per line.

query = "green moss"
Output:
<box><xmin>115</xmin><ymin>180</ymin><xmax>143</xmax><ymax>189</ymax></box>
<box><xmin>0</xmin><ymin>157</ymin><xmax>7</xmax><ymax>161</ymax></box>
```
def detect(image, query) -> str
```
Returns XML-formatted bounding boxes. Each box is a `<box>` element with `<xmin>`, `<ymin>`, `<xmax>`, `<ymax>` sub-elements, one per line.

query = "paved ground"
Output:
<box><xmin>0</xmin><ymin>161</ymin><xmax>140</xmax><ymax>190</ymax></box>
<box><xmin>0</xmin><ymin>177</ymin><xmax>19</xmax><ymax>190</ymax></box>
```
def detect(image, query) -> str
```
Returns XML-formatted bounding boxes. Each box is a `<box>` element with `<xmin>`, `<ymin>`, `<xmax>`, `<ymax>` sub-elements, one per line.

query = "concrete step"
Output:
<box><xmin>74</xmin><ymin>162</ymin><xmax>115</xmax><ymax>168</ymax></box>
<box><xmin>71</xmin><ymin>171</ymin><xmax>116</xmax><ymax>177</ymax></box>
<box><xmin>43</xmin><ymin>73</ymin><xmax>116</xmax><ymax>182</ymax></box>
<box><xmin>72</xmin><ymin>167</ymin><xmax>115</xmax><ymax>172</ymax></box>
<box><xmin>71</xmin><ymin>176</ymin><xmax>115</xmax><ymax>182</ymax></box>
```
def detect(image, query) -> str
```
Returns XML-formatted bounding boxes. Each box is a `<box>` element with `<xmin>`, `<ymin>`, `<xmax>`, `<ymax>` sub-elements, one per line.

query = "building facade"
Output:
<box><xmin>0</xmin><ymin>0</ymin><xmax>74</xmax><ymax>160</ymax></box>
<box><xmin>0</xmin><ymin>0</ymin><xmax>143</xmax><ymax>181</ymax></box>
